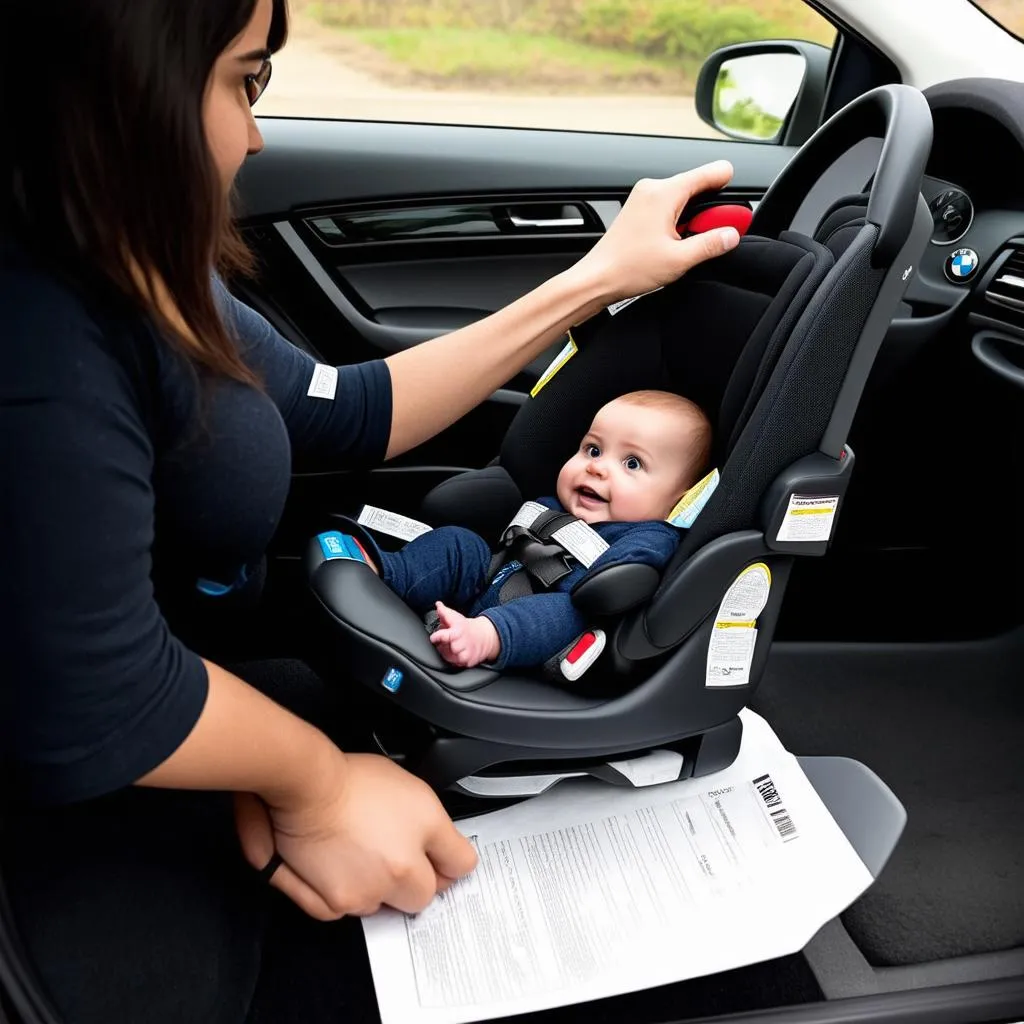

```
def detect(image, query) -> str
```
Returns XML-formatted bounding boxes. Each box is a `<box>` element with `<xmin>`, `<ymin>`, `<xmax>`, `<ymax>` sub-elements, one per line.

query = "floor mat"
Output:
<box><xmin>753</xmin><ymin>629</ymin><xmax>1024</xmax><ymax>966</ymax></box>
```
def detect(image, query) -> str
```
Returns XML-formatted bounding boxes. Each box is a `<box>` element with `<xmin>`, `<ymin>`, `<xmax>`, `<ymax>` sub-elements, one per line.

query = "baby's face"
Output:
<box><xmin>556</xmin><ymin>400</ymin><xmax>696</xmax><ymax>525</ymax></box>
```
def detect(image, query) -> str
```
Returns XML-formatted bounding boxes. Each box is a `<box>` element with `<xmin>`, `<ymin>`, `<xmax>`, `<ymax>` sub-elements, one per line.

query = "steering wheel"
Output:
<box><xmin>750</xmin><ymin>83</ymin><xmax>933</xmax><ymax>268</ymax></box>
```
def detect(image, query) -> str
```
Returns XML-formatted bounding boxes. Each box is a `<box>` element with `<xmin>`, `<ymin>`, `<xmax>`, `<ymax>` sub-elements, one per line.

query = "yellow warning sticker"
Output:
<box><xmin>776</xmin><ymin>495</ymin><xmax>840</xmax><ymax>542</ymax></box>
<box><xmin>530</xmin><ymin>333</ymin><xmax>577</xmax><ymax>398</ymax></box>
<box><xmin>667</xmin><ymin>467</ymin><xmax>720</xmax><ymax>528</ymax></box>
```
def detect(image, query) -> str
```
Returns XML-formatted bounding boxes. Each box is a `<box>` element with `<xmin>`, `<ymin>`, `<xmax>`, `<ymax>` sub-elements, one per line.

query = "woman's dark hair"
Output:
<box><xmin>1</xmin><ymin>0</ymin><xmax>288</xmax><ymax>384</ymax></box>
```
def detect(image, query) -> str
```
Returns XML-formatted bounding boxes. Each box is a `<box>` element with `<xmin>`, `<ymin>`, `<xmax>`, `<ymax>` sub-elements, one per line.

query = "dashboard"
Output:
<box><xmin>904</xmin><ymin>79</ymin><xmax>1024</xmax><ymax>332</ymax></box>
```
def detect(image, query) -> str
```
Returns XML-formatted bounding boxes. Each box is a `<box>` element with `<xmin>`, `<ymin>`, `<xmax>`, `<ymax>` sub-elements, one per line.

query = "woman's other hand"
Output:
<box><xmin>235</xmin><ymin>751</ymin><xmax>477</xmax><ymax>920</ymax></box>
<box><xmin>578</xmin><ymin>159</ymin><xmax>741</xmax><ymax>302</ymax></box>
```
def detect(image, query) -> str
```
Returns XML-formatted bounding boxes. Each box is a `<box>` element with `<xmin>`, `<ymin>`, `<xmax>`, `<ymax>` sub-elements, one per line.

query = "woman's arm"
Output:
<box><xmin>139</xmin><ymin>660</ymin><xmax>477</xmax><ymax>919</ymax></box>
<box><xmin>0</xmin><ymin>309</ymin><xmax>472</xmax><ymax>918</ymax></box>
<box><xmin>383</xmin><ymin>161</ymin><xmax>740</xmax><ymax>459</ymax></box>
<box><xmin>135</xmin><ymin>659</ymin><xmax>342</xmax><ymax>807</ymax></box>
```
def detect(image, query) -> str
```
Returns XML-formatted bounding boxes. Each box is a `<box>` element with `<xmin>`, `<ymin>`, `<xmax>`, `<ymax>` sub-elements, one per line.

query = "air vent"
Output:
<box><xmin>986</xmin><ymin>246</ymin><xmax>1024</xmax><ymax>313</ymax></box>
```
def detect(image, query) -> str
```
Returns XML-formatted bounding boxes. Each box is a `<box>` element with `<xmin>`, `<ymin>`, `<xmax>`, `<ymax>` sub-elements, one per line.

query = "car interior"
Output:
<box><xmin>2</xmin><ymin>8</ymin><xmax>1024</xmax><ymax>1024</ymax></box>
<box><xmin>304</xmin><ymin>82</ymin><xmax>934</xmax><ymax>800</ymax></box>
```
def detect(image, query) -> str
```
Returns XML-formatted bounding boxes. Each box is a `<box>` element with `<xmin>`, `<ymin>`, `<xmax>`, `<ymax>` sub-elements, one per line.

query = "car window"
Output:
<box><xmin>265</xmin><ymin>0</ymin><xmax>836</xmax><ymax>139</ymax></box>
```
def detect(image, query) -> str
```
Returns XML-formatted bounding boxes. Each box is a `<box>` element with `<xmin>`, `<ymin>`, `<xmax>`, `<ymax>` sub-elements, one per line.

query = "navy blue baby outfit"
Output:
<box><xmin>378</xmin><ymin>497</ymin><xmax>680</xmax><ymax>669</ymax></box>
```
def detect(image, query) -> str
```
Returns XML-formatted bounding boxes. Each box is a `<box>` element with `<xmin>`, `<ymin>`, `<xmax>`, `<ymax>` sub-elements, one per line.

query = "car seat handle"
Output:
<box><xmin>751</xmin><ymin>84</ymin><xmax>933</xmax><ymax>268</ymax></box>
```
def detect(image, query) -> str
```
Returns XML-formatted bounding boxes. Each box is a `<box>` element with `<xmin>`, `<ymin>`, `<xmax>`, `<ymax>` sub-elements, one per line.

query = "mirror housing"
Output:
<box><xmin>695</xmin><ymin>40</ymin><xmax>831</xmax><ymax>146</ymax></box>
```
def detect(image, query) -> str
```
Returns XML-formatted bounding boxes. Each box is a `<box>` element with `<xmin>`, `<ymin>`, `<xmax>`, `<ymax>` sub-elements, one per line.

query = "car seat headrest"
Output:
<box><xmin>500</xmin><ymin>231</ymin><xmax>834</xmax><ymax>500</ymax></box>
<box><xmin>813</xmin><ymin>191</ymin><xmax>870</xmax><ymax>259</ymax></box>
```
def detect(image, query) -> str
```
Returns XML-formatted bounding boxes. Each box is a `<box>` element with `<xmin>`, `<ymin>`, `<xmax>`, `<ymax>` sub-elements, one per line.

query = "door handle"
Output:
<box><xmin>508</xmin><ymin>213</ymin><xmax>585</xmax><ymax>229</ymax></box>
<box><xmin>505</xmin><ymin>203</ymin><xmax>588</xmax><ymax>231</ymax></box>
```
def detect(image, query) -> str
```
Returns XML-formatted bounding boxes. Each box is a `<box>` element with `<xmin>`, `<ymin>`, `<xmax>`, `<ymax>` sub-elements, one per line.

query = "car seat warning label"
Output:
<box><xmin>706</xmin><ymin>563</ymin><xmax>771</xmax><ymax>688</ymax></box>
<box><xmin>775</xmin><ymin>494</ymin><xmax>839</xmax><ymax>544</ymax></box>
<box><xmin>358</xmin><ymin>505</ymin><xmax>433</xmax><ymax>542</ymax></box>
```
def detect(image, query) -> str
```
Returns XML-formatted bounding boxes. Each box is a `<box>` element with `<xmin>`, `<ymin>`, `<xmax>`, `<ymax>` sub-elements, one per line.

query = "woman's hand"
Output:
<box><xmin>576</xmin><ymin>159</ymin><xmax>740</xmax><ymax>303</ymax></box>
<box><xmin>235</xmin><ymin>750</ymin><xmax>478</xmax><ymax>920</ymax></box>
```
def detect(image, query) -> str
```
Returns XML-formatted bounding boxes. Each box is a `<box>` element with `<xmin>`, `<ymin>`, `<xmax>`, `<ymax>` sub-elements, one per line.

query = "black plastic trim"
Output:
<box><xmin>761</xmin><ymin>447</ymin><xmax>855</xmax><ymax>556</ymax></box>
<box><xmin>971</xmin><ymin>330</ymin><xmax>1024</xmax><ymax>390</ymax></box>
<box><xmin>238</xmin><ymin>119</ymin><xmax>793</xmax><ymax>221</ymax></box>
<box><xmin>571</xmin><ymin>563</ymin><xmax>660</xmax><ymax>617</ymax></box>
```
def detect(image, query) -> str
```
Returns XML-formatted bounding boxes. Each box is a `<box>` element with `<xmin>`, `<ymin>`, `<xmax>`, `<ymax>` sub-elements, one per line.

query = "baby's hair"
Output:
<box><xmin>615</xmin><ymin>390</ymin><xmax>712</xmax><ymax>487</ymax></box>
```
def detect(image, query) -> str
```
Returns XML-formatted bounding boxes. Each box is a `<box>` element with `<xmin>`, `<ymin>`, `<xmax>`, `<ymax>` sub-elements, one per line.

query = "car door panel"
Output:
<box><xmin>237</xmin><ymin>119</ymin><xmax>792</xmax><ymax>218</ymax></box>
<box><xmin>275</xmin><ymin>216</ymin><xmax>585</xmax><ymax>358</ymax></box>
<box><xmin>236</xmin><ymin>121</ymin><xmax>787</xmax><ymax>543</ymax></box>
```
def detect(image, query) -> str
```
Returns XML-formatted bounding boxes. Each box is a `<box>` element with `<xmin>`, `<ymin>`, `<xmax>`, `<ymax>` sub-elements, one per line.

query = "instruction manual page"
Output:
<box><xmin>362</xmin><ymin>710</ymin><xmax>873</xmax><ymax>1024</ymax></box>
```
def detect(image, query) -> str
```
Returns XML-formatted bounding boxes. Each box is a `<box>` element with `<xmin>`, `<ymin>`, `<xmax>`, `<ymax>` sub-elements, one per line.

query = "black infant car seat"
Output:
<box><xmin>306</xmin><ymin>86</ymin><xmax>934</xmax><ymax>797</ymax></box>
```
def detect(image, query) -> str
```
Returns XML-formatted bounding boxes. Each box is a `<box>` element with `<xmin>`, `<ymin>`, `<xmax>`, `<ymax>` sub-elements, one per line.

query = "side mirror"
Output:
<box><xmin>695</xmin><ymin>40</ymin><xmax>832</xmax><ymax>146</ymax></box>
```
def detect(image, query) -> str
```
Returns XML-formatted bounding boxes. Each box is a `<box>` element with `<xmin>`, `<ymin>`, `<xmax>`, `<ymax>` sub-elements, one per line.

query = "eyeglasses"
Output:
<box><xmin>245</xmin><ymin>59</ymin><xmax>272</xmax><ymax>106</ymax></box>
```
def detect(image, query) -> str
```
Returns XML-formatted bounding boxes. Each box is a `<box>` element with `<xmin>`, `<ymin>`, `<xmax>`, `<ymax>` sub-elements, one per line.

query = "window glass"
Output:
<box><xmin>264</xmin><ymin>0</ymin><xmax>836</xmax><ymax>138</ymax></box>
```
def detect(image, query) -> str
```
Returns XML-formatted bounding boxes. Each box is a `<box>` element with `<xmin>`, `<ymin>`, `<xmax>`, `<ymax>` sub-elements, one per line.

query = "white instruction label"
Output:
<box><xmin>706</xmin><ymin>563</ymin><xmax>771</xmax><ymax>688</ymax></box>
<box><xmin>775</xmin><ymin>495</ymin><xmax>839</xmax><ymax>544</ymax></box>
<box><xmin>707</xmin><ymin>626</ymin><xmax>759</xmax><ymax>688</ymax></box>
<box><xmin>357</xmin><ymin>505</ymin><xmax>433</xmax><ymax>542</ymax></box>
<box><xmin>507</xmin><ymin>501</ymin><xmax>550</xmax><ymax>533</ymax></box>
<box><xmin>551</xmin><ymin>520</ymin><xmax>610</xmax><ymax>569</ymax></box>
<box><xmin>607</xmin><ymin>295</ymin><xmax>641</xmax><ymax>316</ymax></box>
<box><xmin>607</xmin><ymin>285</ymin><xmax>663</xmax><ymax>316</ymax></box>
<box><xmin>307</xmin><ymin>363</ymin><xmax>338</xmax><ymax>401</ymax></box>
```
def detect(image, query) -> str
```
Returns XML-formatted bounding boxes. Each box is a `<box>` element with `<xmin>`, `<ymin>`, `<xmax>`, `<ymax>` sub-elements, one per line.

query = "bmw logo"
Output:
<box><xmin>944</xmin><ymin>247</ymin><xmax>979</xmax><ymax>283</ymax></box>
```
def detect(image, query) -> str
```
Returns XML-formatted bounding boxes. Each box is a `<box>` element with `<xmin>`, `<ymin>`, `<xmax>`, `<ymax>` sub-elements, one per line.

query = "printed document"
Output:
<box><xmin>362</xmin><ymin>709</ymin><xmax>873</xmax><ymax>1024</ymax></box>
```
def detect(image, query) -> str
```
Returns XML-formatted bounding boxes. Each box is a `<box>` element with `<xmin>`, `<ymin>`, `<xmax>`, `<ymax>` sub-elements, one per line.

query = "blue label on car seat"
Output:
<box><xmin>318</xmin><ymin>531</ymin><xmax>347</xmax><ymax>559</ymax></box>
<box><xmin>318</xmin><ymin>531</ymin><xmax>368</xmax><ymax>564</ymax></box>
<box><xmin>381</xmin><ymin>667</ymin><xmax>403</xmax><ymax>693</ymax></box>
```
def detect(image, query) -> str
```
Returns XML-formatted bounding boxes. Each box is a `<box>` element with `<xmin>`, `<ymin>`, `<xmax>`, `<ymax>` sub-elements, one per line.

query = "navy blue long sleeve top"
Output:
<box><xmin>0</xmin><ymin>246</ymin><xmax>392</xmax><ymax>803</ymax></box>
<box><xmin>475</xmin><ymin>498</ymin><xmax>680</xmax><ymax>668</ymax></box>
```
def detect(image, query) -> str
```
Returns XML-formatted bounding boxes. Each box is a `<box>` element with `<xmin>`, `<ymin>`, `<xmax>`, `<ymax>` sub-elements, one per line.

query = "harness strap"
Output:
<box><xmin>491</xmin><ymin>501</ymin><xmax>611</xmax><ymax>592</ymax></box>
<box><xmin>424</xmin><ymin>503</ymin><xmax>614</xmax><ymax>682</ymax></box>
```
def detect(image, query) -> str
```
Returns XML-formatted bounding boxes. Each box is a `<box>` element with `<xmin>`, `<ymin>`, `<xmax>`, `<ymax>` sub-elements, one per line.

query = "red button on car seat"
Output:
<box><xmin>682</xmin><ymin>204</ymin><xmax>754</xmax><ymax>237</ymax></box>
<box><xmin>566</xmin><ymin>632</ymin><xmax>597</xmax><ymax>664</ymax></box>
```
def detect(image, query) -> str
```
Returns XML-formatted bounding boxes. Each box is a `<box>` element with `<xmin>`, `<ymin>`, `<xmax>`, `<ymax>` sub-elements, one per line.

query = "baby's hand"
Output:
<box><xmin>430</xmin><ymin>601</ymin><xmax>501</xmax><ymax>669</ymax></box>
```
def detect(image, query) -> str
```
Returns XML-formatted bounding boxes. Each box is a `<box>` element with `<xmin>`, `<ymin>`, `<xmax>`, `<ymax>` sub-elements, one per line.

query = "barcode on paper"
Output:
<box><xmin>752</xmin><ymin>773</ymin><xmax>798</xmax><ymax>842</ymax></box>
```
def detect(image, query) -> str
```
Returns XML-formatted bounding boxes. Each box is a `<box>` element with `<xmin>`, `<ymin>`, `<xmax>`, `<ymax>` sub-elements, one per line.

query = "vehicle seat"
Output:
<box><xmin>306</xmin><ymin>190</ymin><xmax>930</xmax><ymax>795</ymax></box>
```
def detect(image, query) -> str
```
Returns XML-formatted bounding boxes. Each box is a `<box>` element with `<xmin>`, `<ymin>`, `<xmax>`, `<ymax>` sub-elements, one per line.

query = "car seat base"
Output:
<box><xmin>372</xmin><ymin>710</ymin><xmax>743</xmax><ymax>796</ymax></box>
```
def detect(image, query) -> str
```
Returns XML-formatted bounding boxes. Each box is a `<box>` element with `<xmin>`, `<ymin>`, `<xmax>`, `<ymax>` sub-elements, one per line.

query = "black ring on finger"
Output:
<box><xmin>257</xmin><ymin>851</ymin><xmax>284</xmax><ymax>884</ymax></box>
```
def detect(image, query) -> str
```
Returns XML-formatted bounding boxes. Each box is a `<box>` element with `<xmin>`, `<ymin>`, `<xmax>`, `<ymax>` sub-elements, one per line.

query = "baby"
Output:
<box><xmin>364</xmin><ymin>390</ymin><xmax>711</xmax><ymax>671</ymax></box>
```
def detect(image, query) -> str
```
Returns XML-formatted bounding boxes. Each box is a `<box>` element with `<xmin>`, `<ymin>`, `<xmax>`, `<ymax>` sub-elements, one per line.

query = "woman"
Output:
<box><xmin>0</xmin><ymin>0</ymin><xmax>740</xmax><ymax>1020</ymax></box>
